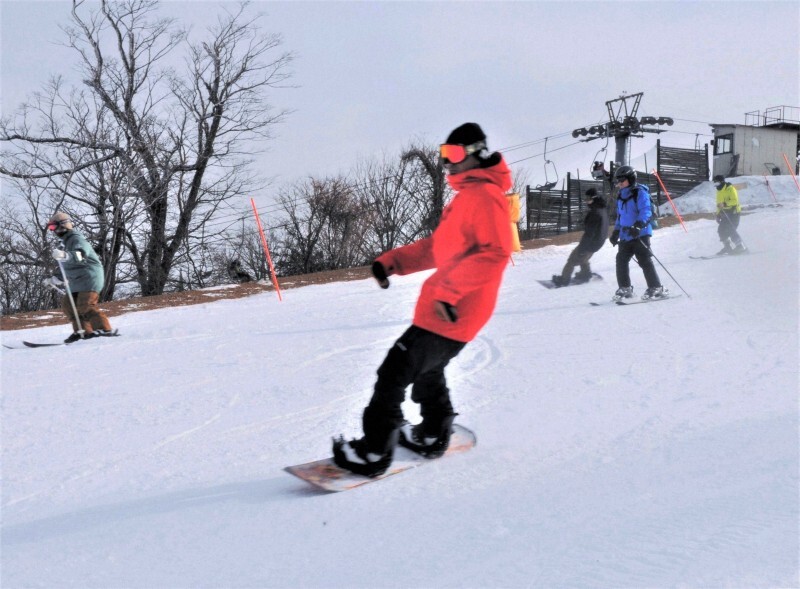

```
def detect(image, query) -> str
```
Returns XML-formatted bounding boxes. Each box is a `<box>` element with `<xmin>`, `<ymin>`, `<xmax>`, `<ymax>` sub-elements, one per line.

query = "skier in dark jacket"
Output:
<box><xmin>44</xmin><ymin>212</ymin><xmax>115</xmax><ymax>343</ymax></box>
<box><xmin>608</xmin><ymin>166</ymin><xmax>667</xmax><ymax>301</ymax></box>
<box><xmin>551</xmin><ymin>188</ymin><xmax>609</xmax><ymax>286</ymax></box>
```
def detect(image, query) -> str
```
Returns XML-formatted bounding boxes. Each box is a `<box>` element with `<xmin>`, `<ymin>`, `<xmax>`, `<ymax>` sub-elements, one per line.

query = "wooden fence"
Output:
<box><xmin>523</xmin><ymin>142</ymin><xmax>708</xmax><ymax>239</ymax></box>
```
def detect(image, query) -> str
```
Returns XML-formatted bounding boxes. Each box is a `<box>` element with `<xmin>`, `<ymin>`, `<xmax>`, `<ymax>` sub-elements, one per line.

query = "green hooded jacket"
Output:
<box><xmin>57</xmin><ymin>230</ymin><xmax>105</xmax><ymax>293</ymax></box>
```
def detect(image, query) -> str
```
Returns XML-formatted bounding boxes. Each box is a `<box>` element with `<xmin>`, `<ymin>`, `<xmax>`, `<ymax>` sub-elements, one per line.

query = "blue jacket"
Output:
<box><xmin>615</xmin><ymin>184</ymin><xmax>653</xmax><ymax>242</ymax></box>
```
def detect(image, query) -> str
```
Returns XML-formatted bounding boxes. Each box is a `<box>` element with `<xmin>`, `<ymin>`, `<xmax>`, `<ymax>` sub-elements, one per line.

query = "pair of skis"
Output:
<box><xmin>3</xmin><ymin>330</ymin><xmax>119</xmax><ymax>349</ymax></box>
<box><xmin>590</xmin><ymin>293</ymin><xmax>682</xmax><ymax>307</ymax></box>
<box><xmin>689</xmin><ymin>249</ymin><xmax>751</xmax><ymax>261</ymax></box>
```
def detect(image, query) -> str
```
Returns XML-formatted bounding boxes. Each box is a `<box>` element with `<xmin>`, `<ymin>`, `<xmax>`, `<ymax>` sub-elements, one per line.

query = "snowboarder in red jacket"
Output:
<box><xmin>333</xmin><ymin>123</ymin><xmax>513</xmax><ymax>477</ymax></box>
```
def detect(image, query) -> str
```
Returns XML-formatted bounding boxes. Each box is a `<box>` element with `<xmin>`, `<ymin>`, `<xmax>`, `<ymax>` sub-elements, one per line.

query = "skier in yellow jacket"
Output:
<box><xmin>714</xmin><ymin>175</ymin><xmax>746</xmax><ymax>255</ymax></box>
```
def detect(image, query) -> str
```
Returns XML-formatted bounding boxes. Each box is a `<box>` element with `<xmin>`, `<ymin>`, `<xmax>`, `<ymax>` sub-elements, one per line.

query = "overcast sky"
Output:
<box><xmin>2</xmin><ymin>0</ymin><xmax>798</xmax><ymax>210</ymax></box>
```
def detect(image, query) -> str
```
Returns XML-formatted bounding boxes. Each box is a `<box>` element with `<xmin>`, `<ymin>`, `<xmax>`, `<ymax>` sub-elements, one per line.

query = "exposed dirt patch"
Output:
<box><xmin>1</xmin><ymin>213</ymin><xmax>711</xmax><ymax>332</ymax></box>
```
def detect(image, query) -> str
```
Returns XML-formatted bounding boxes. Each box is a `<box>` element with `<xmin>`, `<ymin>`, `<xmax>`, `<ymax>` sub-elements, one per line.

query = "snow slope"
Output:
<box><xmin>2</xmin><ymin>179</ymin><xmax>799</xmax><ymax>588</ymax></box>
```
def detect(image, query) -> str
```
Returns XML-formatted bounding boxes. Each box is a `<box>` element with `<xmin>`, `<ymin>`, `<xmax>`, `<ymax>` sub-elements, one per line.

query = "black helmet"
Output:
<box><xmin>614</xmin><ymin>165</ymin><xmax>637</xmax><ymax>185</ymax></box>
<box><xmin>713</xmin><ymin>174</ymin><xmax>725</xmax><ymax>183</ymax></box>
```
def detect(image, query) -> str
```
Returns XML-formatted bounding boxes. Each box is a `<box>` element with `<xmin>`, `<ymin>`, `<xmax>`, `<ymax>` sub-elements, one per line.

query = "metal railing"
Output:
<box><xmin>744</xmin><ymin>106</ymin><xmax>800</xmax><ymax>127</ymax></box>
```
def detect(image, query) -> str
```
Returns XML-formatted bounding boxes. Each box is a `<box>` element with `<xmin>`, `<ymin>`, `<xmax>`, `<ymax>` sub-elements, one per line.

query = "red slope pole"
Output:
<box><xmin>782</xmin><ymin>153</ymin><xmax>800</xmax><ymax>194</ymax></box>
<box><xmin>651</xmin><ymin>169</ymin><xmax>688</xmax><ymax>233</ymax></box>
<box><xmin>250</xmin><ymin>197</ymin><xmax>283</xmax><ymax>301</ymax></box>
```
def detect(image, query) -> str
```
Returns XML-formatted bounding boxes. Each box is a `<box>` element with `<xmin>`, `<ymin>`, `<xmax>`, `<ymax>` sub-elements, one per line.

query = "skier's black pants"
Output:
<box><xmin>363</xmin><ymin>326</ymin><xmax>466</xmax><ymax>455</ymax></box>
<box><xmin>616</xmin><ymin>236</ymin><xmax>661</xmax><ymax>289</ymax></box>
<box><xmin>718</xmin><ymin>211</ymin><xmax>742</xmax><ymax>245</ymax></box>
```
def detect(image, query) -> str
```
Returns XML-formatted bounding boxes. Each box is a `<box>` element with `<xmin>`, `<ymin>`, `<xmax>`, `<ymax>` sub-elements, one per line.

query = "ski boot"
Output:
<box><xmin>612</xmin><ymin>286</ymin><xmax>634</xmax><ymax>301</ymax></box>
<box><xmin>716</xmin><ymin>240</ymin><xmax>733</xmax><ymax>256</ymax></box>
<box><xmin>642</xmin><ymin>286</ymin><xmax>668</xmax><ymax>300</ymax></box>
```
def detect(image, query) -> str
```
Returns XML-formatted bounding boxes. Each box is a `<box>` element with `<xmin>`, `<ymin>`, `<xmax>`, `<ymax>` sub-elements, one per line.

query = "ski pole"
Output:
<box><xmin>637</xmin><ymin>238</ymin><xmax>691</xmax><ymax>299</ymax></box>
<box><xmin>56</xmin><ymin>259</ymin><xmax>86</xmax><ymax>338</ymax></box>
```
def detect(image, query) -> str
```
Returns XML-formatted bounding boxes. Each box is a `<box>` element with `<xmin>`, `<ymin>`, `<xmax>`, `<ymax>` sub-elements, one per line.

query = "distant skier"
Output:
<box><xmin>44</xmin><ymin>212</ymin><xmax>115</xmax><ymax>343</ymax></box>
<box><xmin>609</xmin><ymin>166</ymin><xmax>667</xmax><ymax>301</ymax></box>
<box><xmin>713</xmin><ymin>174</ymin><xmax>746</xmax><ymax>255</ymax></box>
<box><xmin>332</xmin><ymin>123</ymin><xmax>513</xmax><ymax>477</ymax></box>
<box><xmin>551</xmin><ymin>188</ymin><xmax>609</xmax><ymax>286</ymax></box>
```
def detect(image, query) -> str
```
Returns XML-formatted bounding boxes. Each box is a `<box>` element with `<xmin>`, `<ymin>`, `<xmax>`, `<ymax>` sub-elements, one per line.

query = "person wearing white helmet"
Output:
<box><xmin>45</xmin><ymin>212</ymin><xmax>115</xmax><ymax>343</ymax></box>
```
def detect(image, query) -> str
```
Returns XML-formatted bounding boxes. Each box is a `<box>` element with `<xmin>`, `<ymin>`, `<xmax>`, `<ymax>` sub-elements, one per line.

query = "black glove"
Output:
<box><xmin>609</xmin><ymin>229</ymin><xmax>620</xmax><ymax>247</ymax></box>
<box><xmin>434</xmin><ymin>301</ymin><xmax>458</xmax><ymax>323</ymax></box>
<box><xmin>371</xmin><ymin>261</ymin><xmax>390</xmax><ymax>289</ymax></box>
<box><xmin>628</xmin><ymin>221</ymin><xmax>645</xmax><ymax>238</ymax></box>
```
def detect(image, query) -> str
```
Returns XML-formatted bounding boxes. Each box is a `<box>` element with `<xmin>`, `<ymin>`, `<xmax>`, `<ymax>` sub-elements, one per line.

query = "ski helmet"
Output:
<box><xmin>47</xmin><ymin>212</ymin><xmax>73</xmax><ymax>232</ymax></box>
<box><xmin>614</xmin><ymin>165</ymin><xmax>637</xmax><ymax>185</ymax></box>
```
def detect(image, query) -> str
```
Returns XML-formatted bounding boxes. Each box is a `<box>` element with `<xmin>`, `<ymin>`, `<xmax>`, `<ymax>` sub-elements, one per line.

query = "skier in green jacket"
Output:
<box><xmin>45</xmin><ymin>212</ymin><xmax>115</xmax><ymax>343</ymax></box>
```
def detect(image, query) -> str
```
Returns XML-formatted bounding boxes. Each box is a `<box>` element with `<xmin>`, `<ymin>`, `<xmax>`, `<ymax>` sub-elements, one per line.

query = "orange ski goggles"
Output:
<box><xmin>439</xmin><ymin>141</ymin><xmax>486</xmax><ymax>164</ymax></box>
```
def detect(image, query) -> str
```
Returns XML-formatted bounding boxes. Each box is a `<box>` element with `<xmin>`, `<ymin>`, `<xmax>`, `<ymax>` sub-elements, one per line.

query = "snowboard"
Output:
<box><xmin>537</xmin><ymin>273</ymin><xmax>602</xmax><ymax>289</ymax></box>
<box><xmin>284</xmin><ymin>424</ymin><xmax>477</xmax><ymax>492</ymax></box>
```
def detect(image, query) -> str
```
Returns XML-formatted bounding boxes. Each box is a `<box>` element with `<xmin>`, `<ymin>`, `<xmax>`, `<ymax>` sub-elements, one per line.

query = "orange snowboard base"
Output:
<box><xmin>284</xmin><ymin>424</ymin><xmax>477</xmax><ymax>492</ymax></box>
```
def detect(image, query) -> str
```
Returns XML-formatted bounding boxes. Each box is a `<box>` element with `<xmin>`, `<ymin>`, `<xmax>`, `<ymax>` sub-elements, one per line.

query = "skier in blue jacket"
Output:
<box><xmin>608</xmin><ymin>166</ymin><xmax>667</xmax><ymax>301</ymax></box>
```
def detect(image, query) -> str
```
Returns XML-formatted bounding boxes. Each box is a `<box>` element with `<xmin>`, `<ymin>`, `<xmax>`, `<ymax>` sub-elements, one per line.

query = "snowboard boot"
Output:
<box><xmin>733</xmin><ymin>243</ymin><xmax>747</xmax><ymax>254</ymax></box>
<box><xmin>612</xmin><ymin>286</ymin><xmax>634</xmax><ymax>301</ymax></box>
<box><xmin>551</xmin><ymin>275</ymin><xmax>569</xmax><ymax>287</ymax></box>
<box><xmin>332</xmin><ymin>436</ymin><xmax>393</xmax><ymax>478</ymax></box>
<box><xmin>573</xmin><ymin>270</ymin><xmax>593</xmax><ymax>284</ymax></box>
<box><xmin>642</xmin><ymin>286</ymin><xmax>668</xmax><ymax>300</ymax></box>
<box><xmin>398</xmin><ymin>414</ymin><xmax>456</xmax><ymax>459</ymax></box>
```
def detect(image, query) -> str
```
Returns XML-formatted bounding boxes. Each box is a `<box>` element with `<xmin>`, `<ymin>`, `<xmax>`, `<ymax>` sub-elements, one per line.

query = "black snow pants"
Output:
<box><xmin>363</xmin><ymin>326</ymin><xmax>466</xmax><ymax>456</ymax></box>
<box><xmin>718</xmin><ymin>211</ymin><xmax>742</xmax><ymax>246</ymax></box>
<box><xmin>616</xmin><ymin>236</ymin><xmax>661</xmax><ymax>289</ymax></box>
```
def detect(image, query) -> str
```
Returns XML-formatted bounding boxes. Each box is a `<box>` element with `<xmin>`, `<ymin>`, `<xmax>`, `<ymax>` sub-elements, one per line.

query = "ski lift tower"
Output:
<box><xmin>572</xmin><ymin>92</ymin><xmax>673</xmax><ymax>166</ymax></box>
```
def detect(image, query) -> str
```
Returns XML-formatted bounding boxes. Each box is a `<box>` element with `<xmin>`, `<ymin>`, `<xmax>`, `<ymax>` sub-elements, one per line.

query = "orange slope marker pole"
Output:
<box><xmin>782</xmin><ymin>153</ymin><xmax>800</xmax><ymax>194</ymax></box>
<box><xmin>250</xmin><ymin>197</ymin><xmax>283</xmax><ymax>301</ymax></box>
<box><xmin>651</xmin><ymin>169</ymin><xmax>687</xmax><ymax>233</ymax></box>
<box><xmin>763</xmin><ymin>176</ymin><xmax>779</xmax><ymax>203</ymax></box>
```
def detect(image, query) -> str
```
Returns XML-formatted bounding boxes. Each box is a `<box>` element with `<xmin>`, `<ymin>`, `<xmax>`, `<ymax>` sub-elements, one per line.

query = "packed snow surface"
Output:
<box><xmin>2</xmin><ymin>177</ymin><xmax>798</xmax><ymax>588</ymax></box>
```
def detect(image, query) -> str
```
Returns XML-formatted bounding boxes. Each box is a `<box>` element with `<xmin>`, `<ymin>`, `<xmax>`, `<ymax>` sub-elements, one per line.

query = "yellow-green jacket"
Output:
<box><xmin>716</xmin><ymin>183</ymin><xmax>741</xmax><ymax>213</ymax></box>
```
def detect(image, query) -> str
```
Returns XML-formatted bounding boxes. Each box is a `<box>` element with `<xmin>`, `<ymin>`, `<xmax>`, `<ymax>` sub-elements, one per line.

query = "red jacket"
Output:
<box><xmin>376</xmin><ymin>155</ymin><xmax>513</xmax><ymax>342</ymax></box>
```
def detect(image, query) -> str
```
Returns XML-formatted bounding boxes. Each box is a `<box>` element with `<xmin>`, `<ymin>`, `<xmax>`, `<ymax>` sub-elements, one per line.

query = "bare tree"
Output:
<box><xmin>350</xmin><ymin>155</ymin><xmax>429</xmax><ymax>257</ymax></box>
<box><xmin>0</xmin><ymin>183</ymin><xmax>59</xmax><ymax>314</ymax></box>
<box><xmin>275</xmin><ymin>176</ymin><xmax>369</xmax><ymax>275</ymax></box>
<box><xmin>0</xmin><ymin>0</ymin><xmax>293</xmax><ymax>297</ymax></box>
<box><xmin>400</xmin><ymin>142</ymin><xmax>448</xmax><ymax>236</ymax></box>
